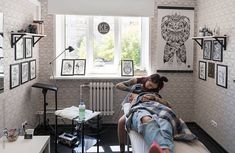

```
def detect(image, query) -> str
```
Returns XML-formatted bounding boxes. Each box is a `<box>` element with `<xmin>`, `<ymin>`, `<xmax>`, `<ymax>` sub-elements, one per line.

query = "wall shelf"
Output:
<box><xmin>192</xmin><ymin>35</ymin><xmax>227</xmax><ymax>50</ymax></box>
<box><xmin>11</xmin><ymin>32</ymin><xmax>46</xmax><ymax>48</ymax></box>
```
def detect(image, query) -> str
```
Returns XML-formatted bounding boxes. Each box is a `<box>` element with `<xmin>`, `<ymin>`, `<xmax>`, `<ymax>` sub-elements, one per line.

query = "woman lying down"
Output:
<box><xmin>125</xmin><ymin>93</ymin><xmax>197</xmax><ymax>153</ymax></box>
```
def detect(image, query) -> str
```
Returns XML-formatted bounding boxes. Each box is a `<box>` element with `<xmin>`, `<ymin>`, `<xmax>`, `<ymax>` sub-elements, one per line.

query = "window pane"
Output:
<box><xmin>93</xmin><ymin>17</ymin><xmax>114</xmax><ymax>69</ymax></box>
<box><xmin>65</xmin><ymin>15</ymin><xmax>88</xmax><ymax>59</ymax></box>
<box><xmin>121</xmin><ymin>17</ymin><xmax>141</xmax><ymax>68</ymax></box>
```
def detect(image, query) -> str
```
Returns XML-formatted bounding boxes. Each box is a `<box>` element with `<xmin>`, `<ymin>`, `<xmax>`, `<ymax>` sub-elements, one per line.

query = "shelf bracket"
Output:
<box><xmin>11</xmin><ymin>33</ymin><xmax>26</xmax><ymax>48</ymax></box>
<box><xmin>192</xmin><ymin>38</ymin><xmax>203</xmax><ymax>49</ymax></box>
<box><xmin>32</xmin><ymin>36</ymin><xmax>44</xmax><ymax>47</ymax></box>
<box><xmin>213</xmin><ymin>37</ymin><xmax>227</xmax><ymax>50</ymax></box>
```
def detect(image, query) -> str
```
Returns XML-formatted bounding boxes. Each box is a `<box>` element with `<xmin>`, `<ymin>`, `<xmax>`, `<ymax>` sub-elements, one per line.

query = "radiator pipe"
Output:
<box><xmin>80</xmin><ymin>83</ymin><xmax>90</xmax><ymax>100</ymax></box>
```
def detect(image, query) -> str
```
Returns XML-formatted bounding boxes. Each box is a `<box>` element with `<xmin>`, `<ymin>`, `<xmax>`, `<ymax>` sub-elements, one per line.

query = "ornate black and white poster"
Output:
<box><xmin>157</xmin><ymin>6</ymin><xmax>194</xmax><ymax>72</ymax></box>
<box><xmin>74</xmin><ymin>59</ymin><xmax>86</xmax><ymax>75</ymax></box>
<box><xmin>216</xmin><ymin>64</ymin><xmax>227</xmax><ymax>88</ymax></box>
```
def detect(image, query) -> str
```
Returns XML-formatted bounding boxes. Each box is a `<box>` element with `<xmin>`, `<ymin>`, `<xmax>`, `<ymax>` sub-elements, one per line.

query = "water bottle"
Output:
<box><xmin>79</xmin><ymin>100</ymin><xmax>86</xmax><ymax>121</ymax></box>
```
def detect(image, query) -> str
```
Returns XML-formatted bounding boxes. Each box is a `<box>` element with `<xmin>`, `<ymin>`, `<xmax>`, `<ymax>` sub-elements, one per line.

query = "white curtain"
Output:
<box><xmin>48</xmin><ymin>0</ymin><xmax>155</xmax><ymax>17</ymax></box>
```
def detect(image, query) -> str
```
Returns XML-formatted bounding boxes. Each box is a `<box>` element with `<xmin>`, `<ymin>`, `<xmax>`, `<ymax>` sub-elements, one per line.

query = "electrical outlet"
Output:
<box><xmin>210</xmin><ymin>120</ymin><xmax>217</xmax><ymax>128</ymax></box>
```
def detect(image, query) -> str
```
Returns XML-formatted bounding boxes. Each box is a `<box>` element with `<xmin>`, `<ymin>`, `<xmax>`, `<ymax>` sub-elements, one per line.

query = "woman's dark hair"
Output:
<box><xmin>149</xmin><ymin>73</ymin><xmax>168</xmax><ymax>91</ymax></box>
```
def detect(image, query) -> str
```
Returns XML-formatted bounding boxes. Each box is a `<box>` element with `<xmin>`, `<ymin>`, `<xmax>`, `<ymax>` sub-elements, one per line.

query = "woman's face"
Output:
<box><xmin>144</xmin><ymin>80</ymin><xmax>158</xmax><ymax>90</ymax></box>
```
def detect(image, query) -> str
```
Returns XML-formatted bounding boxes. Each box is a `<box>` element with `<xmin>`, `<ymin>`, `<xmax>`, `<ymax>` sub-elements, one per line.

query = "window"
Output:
<box><xmin>56</xmin><ymin>15</ymin><xmax>149</xmax><ymax>76</ymax></box>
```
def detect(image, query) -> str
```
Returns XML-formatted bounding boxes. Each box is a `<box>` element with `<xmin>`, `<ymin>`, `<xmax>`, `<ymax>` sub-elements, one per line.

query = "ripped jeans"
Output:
<box><xmin>131</xmin><ymin>109</ymin><xmax>174</xmax><ymax>153</ymax></box>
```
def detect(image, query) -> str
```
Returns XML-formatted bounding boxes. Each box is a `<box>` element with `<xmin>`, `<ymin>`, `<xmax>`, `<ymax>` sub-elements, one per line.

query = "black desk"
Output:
<box><xmin>32</xmin><ymin>82</ymin><xmax>58</xmax><ymax>153</ymax></box>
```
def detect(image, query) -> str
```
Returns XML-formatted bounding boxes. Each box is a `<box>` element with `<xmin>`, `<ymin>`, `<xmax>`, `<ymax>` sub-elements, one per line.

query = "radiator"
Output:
<box><xmin>89</xmin><ymin>82</ymin><xmax>114</xmax><ymax>115</ymax></box>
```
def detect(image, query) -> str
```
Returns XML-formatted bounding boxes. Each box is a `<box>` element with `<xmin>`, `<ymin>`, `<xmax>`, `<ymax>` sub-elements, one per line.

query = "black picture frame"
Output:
<box><xmin>208</xmin><ymin>62</ymin><xmax>215</xmax><ymax>78</ymax></box>
<box><xmin>121</xmin><ymin>60</ymin><xmax>134</xmax><ymax>76</ymax></box>
<box><xmin>10</xmin><ymin>63</ymin><xmax>20</xmax><ymax>89</ymax></box>
<box><xmin>29</xmin><ymin>59</ymin><xmax>36</xmax><ymax>80</ymax></box>
<box><xmin>198</xmin><ymin>61</ymin><xmax>207</xmax><ymax>81</ymax></box>
<box><xmin>212</xmin><ymin>40</ymin><xmax>223</xmax><ymax>62</ymax></box>
<box><xmin>21</xmin><ymin>61</ymin><xmax>29</xmax><ymax>84</ymax></box>
<box><xmin>74</xmin><ymin>59</ymin><xmax>86</xmax><ymax>75</ymax></box>
<box><xmin>14</xmin><ymin>36</ymin><xmax>24</xmax><ymax>60</ymax></box>
<box><xmin>61</xmin><ymin>59</ymin><xmax>74</xmax><ymax>76</ymax></box>
<box><xmin>24</xmin><ymin>37</ymin><xmax>33</xmax><ymax>59</ymax></box>
<box><xmin>203</xmin><ymin>40</ymin><xmax>212</xmax><ymax>60</ymax></box>
<box><xmin>216</xmin><ymin>64</ymin><xmax>228</xmax><ymax>88</ymax></box>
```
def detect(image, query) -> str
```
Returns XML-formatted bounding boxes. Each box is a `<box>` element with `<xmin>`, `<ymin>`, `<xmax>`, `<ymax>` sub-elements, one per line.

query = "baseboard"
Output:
<box><xmin>186</xmin><ymin>122</ymin><xmax>228</xmax><ymax>153</ymax></box>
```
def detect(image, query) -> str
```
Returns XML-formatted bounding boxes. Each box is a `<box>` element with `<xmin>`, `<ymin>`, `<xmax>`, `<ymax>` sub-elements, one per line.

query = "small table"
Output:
<box><xmin>0</xmin><ymin>136</ymin><xmax>50</xmax><ymax>153</ymax></box>
<box><xmin>55</xmin><ymin>107</ymin><xmax>101</xmax><ymax>153</ymax></box>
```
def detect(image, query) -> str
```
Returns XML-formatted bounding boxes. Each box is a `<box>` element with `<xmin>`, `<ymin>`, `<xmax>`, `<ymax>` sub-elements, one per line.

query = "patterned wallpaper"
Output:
<box><xmin>194</xmin><ymin>0</ymin><xmax>235</xmax><ymax>152</ymax></box>
<box><xmin>0</xmin><ymin>0</ymin><xmax>40</xmax><ymax>130</ymax></box>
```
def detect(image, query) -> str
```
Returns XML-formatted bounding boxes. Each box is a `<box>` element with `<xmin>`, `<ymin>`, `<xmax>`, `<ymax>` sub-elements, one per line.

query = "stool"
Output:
<box><xmin>32</xmin><ymin>83</ymin><xmax>58</xmax><ymax>135</ymax></box>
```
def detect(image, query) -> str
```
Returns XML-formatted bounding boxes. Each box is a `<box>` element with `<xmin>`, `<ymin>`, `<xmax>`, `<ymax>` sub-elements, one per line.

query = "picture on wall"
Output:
<box><xmin>0</xmin><ymin>57</ymin><xmax>3</xmax><ymax>74</ymax></box>
<box><xmin>0</xmin><ymin>35</ymin><xmax>3</xmax><ymax>57</ymax></box>
<box><xmin>212</xmin><ymin>40</ymin><xmax>223</xmax><ymax>62</ymax></box>
<box><xmin>216</xmin><ymin>64</ymin><xmax>227</xmax><ymax>88</ymax></box>
<box><xmin>74</xmin><ymin>59</ymin><xmax>86</xmax><ymax>75</ymax></box>
<box><xmin>199</xmin><ymin>61</ymin><xmax>206</xmax><ymax>80</ymax></box>
<box><xmin>203</xmin><ymin>40</ymin><xmax>212</xmax><ymax>60</ymax></box>
<box><xmin>25</xmin><ymin>37</ymin><xmax>33</xmax><ymax>58</ymax></box>
<box><xmin>14</xmin><ymin>36</ymin><xmax>24</xmax><ymax>60</ymax></box>
<box><xmin>61</xmin><ymin>59</ymin><xmax>74</xmax><ymax>76</ymax></box>
<box><xmin>156</xmin><ymin>6</ymin><xmax>194</xmax><ymax>72</ymax></box>
<box><xmin>121</xmin><ymin>60</ymin><xmax>134</xmax><ymax>76</ymax></box>
<box><xmin>21</xmin><ymin>61</ymin><xmax>29</xmax><ymax>84</ymax></box>
<box><xmin>10</xmin><ymin>63</ymin><xmax>20</xmax><ymax>89</ymax></box>
<box><xmin>29</xmin><ymin>59</ymin><xmax>36</xmax><ymax>80</ymax></box>
<box><xmin>208</xmin><ymin>62</ymin><xmax>215</xmax><ymax>78</ymax></box>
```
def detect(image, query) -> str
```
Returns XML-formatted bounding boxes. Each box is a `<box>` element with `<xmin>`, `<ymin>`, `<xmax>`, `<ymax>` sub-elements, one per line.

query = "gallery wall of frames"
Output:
<box><xmin>198</xmin><ymin>39</ymin><xmax>228</xmax><ymax>89</ymax></box>
<box><xmin>10</xmin><ymin>37</ymin><xmax>36</xmax><ymax>89</ymax></box>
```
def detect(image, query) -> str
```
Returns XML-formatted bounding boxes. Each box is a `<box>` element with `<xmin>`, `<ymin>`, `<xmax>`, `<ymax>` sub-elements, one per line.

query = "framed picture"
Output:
<box><xmin>61</xmin><ymin>59</ymin><xmax>74</xmax><ymax>76</ymax></box>
<box><xmin>216</xmin><ymin>64</ymin><xmax>227</xmax><ymax>88</ymax></box>
<box><xmin>156</xmin><ymin>6</ymin><xmax>194</xmax><ymax>72</ymax></box>
<box><xmin>121</xmin><ymin>60</ymin><xmax>134</xmax><ymax>76</ymax></box>
<box><xmin>74</xmin><ymin>59</ymin><xmax>86</xmax><ymax>75</ymax></box>
<box><xmin>21</xmin><ymin>61</ymin><xmax>29</xmax><ymax>84</ymax></box>
<box><xmin>10</xmin><ymin>63</ymin><xmax>20</xmax><ymax>89</ymax></box>
<box><xmin>24</xmin><ymin>37</ymin><xmax>33</xmax><ymax>59</ymax></box>
<box><xmin>29</xmin><ymin>59</ymin><xmax>36</xmax><ymax>80</ymax></box>
<box><xmin>0</xmin><ymin>57</ymin><xmax>3</xmax><ymax>74</ymax></box>
<box><xmin>14</xmin><ymin>36</ymin><xmax>24</xmax><ymax>60</ymax></box>
<box><xmin>198</xmin><ymin>61</ymin><xmax>206</xmax><ymax>80</ymax></box>
<box><xmin>212</xmin><ymin>40</ymin><xmax>223</xmax><ymax>62</ymax></box>
<box><xmin>208</xmin><ymin>62</ymin><xmax>215</xmax><ymax>78</ymax></box>
<box><xmin>203</xmin><ymin>40</ymin><xmax>212</xmax><ymax>60</ymax></box>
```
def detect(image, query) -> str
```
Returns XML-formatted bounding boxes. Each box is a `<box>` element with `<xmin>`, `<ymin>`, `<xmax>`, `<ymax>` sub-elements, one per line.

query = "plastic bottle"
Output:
<box><xmin>79</xmin><ymin>100</ymin><xmax>86</xmax><ymax>121</ymax></box>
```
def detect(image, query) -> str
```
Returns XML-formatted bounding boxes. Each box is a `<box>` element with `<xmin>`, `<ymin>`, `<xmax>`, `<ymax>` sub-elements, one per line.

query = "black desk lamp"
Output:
<box><xmin>49</xmin><ymin>46</ymin><xmax>75</xmax><ymax>82</ymax></box>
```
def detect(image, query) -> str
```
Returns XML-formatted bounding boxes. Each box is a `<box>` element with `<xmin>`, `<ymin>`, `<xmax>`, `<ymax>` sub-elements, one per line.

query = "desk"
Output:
<box><xmin>55</xmin><ymin>107</ymin><xmax>101</xmax><ymax>153</ymax></box>
<box><xmin>0</xmin><ymin>136</ymin><xmax>50</xmax><ymax>153</ymax></box>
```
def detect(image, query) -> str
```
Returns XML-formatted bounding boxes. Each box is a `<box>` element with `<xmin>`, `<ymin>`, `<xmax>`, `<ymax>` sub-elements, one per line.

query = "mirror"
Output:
<box><xmin>0</xmin><ymin>12</ymin><xmax>4</xmax><ymax>94</ymax></box>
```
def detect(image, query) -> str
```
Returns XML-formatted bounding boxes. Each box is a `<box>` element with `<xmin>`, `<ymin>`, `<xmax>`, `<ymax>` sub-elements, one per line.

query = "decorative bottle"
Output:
<box><xmin>79</xmin><ymin>100</ymin><xmax>86</xmax><ymax>121</ymax></box>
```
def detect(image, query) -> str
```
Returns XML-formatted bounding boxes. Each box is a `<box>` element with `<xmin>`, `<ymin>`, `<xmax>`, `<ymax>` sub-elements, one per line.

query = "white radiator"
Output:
<box><xmin>89</xmin><ymin>82</ymin><xmax>114</xmax><ymax>115</ymax></box>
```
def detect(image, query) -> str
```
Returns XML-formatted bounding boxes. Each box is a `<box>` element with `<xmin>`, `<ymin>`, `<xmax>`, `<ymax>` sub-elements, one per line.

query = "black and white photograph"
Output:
<box><xmin>0</xmin><ymin>57</ymin><xmax>3</xmax><ymax>74</ymax></box>
<box><xmin>121</xmin><ymin>60</ymin><xmax>134</xmax><ymax>76</ymax></box>
<box><xmin>0</xmin><ymin>35</ymin><xmax>3</xmax><ymax>57</ymax></box>
<box><xmin>21</xmin><ymin>61</ymin><xmax>29</xmax><ymax>84</ymax></box>
<box><xmin>208</xmin><ymin>62</ymin><xmax>215</xmax><ymax>78</ymax></box>
<box><xmin>74</xmin><ymin>59</ymin><xmax>86</xmax><ymax>75</ymax></box>
<box><xmin>216</xmin><ymin>64</ymin><xmax>227</xmax><ymax>88</ymax></box>
<box><xmin>199</xmin><ymin>61</ymin><xmax>206</xmax><ymax>80</ymax></box>
<box><xmin>15</xmin><ymin>36</ymin><xmax>24</xmax><ymax>60</ymax></box>
<box><xmin>157</xmin><ymin>6</ymin><xmax>194</xmax><ymax>72</ymax></box>
<box><xmin>29</xmin><ymin>59</ymin><xmax>36</xmax><ymax>80</ymax></box>
<box><xmin>61</xmin><ymin>59</ymin><xmax>74</xmax><ymax>76</ymax></box>
<box><xmin>203</xmin><ymin>40</ymin><xmax>212</xmax><ymax>60</ymax></box>
<box><xmin>212</xmin><ymin>40</ymin><xmax>223</xmax><ymax>62</ymax></box>
<box><xmin>25</xmin><ymin>37</ymin><xmax>33</xmax><ymax>58</ymax></box>
<box><xmin>10</xmin><ymin>63</ymin><xmax>20</xmax><ymax>89</ymax></box>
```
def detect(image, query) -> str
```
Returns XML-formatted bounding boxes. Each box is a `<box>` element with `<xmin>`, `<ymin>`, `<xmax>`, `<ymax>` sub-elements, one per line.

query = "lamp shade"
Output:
<box><xmin>66</xmin><ymin>46</ymin><xmax>74</xmax><ymax>52</ymax></box>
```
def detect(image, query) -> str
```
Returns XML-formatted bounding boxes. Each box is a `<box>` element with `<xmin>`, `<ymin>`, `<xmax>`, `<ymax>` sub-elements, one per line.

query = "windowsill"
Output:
<box><xmin>50</xmin><ymin>75</ymin><xmax>145</xmax><ymax>80</ymax></box>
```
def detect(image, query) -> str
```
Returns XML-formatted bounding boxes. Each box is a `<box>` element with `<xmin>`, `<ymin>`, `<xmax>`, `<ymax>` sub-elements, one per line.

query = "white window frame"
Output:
<box><xmin>55</xmin><ymin>15</ymin><xmax>150</xmax><ymax>77</ymax></box>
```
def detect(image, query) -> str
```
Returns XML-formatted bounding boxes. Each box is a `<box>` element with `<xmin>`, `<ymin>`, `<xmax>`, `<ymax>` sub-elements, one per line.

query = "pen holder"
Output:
<box><xmin>24</xmin><ymin>129</ymin><xmax>34</xmax><ymax>139</ymax></box>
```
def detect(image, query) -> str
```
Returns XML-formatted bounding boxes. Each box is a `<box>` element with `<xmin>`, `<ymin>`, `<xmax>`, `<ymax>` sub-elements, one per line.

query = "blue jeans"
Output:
<box><xmin>132</xmin><ymin>109</ymin><xmax>174</xmax><ymax>153</ymax></box>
